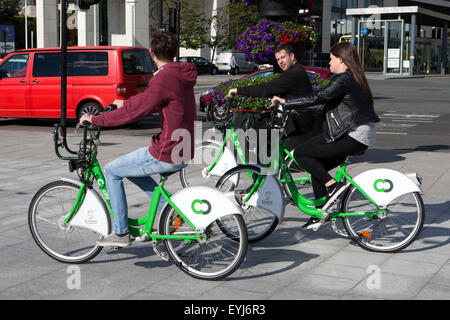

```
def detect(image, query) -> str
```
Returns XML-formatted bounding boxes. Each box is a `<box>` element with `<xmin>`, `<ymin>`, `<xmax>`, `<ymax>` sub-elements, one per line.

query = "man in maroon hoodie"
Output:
<box><xmin>80</xmin><ymin>30</ymin><xmax>197</xmax><ymax>247</ymax></box>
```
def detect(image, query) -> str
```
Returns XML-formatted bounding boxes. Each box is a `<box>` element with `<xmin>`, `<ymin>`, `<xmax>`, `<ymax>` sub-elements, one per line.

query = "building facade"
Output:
<box><xmin>310</xmin><ymin>0</ymin><xmax>449</xmax><ymax>74</ymax></box>
<box><xmin>29</xmin><ymin>0</ymin><xmax>450</xmax><ymax>74</ymax></box>
<box><xmin>31</xmin><ymin>0</ymin><xmax>227</xmax><ymax>59</ymax></box>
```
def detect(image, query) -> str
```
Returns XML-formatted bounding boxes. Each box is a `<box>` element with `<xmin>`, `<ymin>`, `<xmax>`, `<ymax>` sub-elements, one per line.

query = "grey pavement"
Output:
<box><xmin>0</xmin><ymin>120</ymin><xmax>449</xmax><ymax>302</ymax></box>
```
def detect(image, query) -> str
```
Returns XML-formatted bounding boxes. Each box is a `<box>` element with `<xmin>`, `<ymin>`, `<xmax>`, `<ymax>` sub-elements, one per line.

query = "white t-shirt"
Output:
<box><xmin>348</xmin><ymin>122</ymin><xmax>376</xmax><ymax>146</ymax></box>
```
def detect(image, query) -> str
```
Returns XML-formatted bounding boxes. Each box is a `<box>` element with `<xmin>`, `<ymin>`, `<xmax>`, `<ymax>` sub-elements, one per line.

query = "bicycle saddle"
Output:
<box><xmin>160</xmin><ymin>169</ymin><xmax>182</xmax><ymax>179</ymax></box>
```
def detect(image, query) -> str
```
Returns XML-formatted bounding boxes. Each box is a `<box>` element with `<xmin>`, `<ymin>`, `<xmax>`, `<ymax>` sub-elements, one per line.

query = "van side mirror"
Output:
<box><xmin>0</xmin><ymin>69</ymin><xmax>9</xmax><ymax>79</ymax></box>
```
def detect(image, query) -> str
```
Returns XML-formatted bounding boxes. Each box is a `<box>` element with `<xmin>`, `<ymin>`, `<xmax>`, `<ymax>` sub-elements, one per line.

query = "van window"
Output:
<box><xmin>68</xmin><ymin>52</ymin><xmax>108</xmax><ymax>76</ymax></box>
<box><xmin>33</xmin><ymin>52</ymin><xmax>109</xmax><ymax>77</ymax></box>
<box><xmin>0</xmin><ymin>54</ymin><xmax>29</xmax><ymax>78</ymax></box>
<box><xmin>33</xmin><ymin>53</ymin><xmax>60</xmax><ymax>77</ymax></box>
<box><xmin>122</xmin><ymin>50</ymin><xmax>153</xmax><ymax>74</ymax></box>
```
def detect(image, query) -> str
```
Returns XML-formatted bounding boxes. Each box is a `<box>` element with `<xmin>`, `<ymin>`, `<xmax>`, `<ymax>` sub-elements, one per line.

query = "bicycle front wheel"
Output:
<box><xmin>180</xmin><ymin>142</ymin><xmax>225</xmax><ymax>188</ymax></box>
<box><xmin>28</xmin><ymin>180</ymin><xmax>106</xmax><ymax>263</ymax></box>
<box><xmin>342</xmin><ymin>187</ymin><xmax>424</xmax><ymax>253</ymax></box>
<box><xmin>159</xmin><ymin>206</ymin><xmax>247</xmax><ymax>280</ymax></box>
<box><xmin>216</xmin><ymin>165</ymin><xmax>278</xmax><ymax>243</ymax></box>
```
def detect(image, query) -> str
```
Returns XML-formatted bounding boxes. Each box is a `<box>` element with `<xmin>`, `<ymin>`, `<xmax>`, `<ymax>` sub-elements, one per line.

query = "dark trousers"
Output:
<box><xmin>291</xmin><ymin>133</ymin><xmax>367</xmax><ymax>199</ymax></box>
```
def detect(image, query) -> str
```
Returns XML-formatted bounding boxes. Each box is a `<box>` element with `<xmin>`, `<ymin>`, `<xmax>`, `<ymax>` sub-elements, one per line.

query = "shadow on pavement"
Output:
<box><xmin>229</xmin><ymin>247</ymin><xmax>319</xmax><ymax>281</ymax></box>
<box><xmin>351</xmin><ymin>146</ymin><xmax>450</xmax><ymax>165</ymax></box>
<box><xmin>404</xmin><ymin>199</ymin><xmax>450</xmax><ymax>253</ymax></box>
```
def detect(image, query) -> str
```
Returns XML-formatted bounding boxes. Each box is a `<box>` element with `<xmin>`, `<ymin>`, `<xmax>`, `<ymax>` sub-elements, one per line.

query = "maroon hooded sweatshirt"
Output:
<box><xmin>91</xmin><ymin>62</ymin><xmax>197</xmax><ymax>163</ymax></box>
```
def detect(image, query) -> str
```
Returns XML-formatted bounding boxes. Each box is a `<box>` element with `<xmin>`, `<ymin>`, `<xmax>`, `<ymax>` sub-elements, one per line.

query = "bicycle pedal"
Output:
<box><xmin>152</xmin><ymin>240</ymin><xmax>169</xmax><ymax>262</ymax></box>
<box><xmin>132</xmin><ymin>234</ymin><xmax>150</xmax><ymax>242</ymax></box>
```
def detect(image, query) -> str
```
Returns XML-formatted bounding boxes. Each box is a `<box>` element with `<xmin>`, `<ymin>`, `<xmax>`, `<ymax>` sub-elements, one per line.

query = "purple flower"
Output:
<box><xmin>237</xmin><ymin>20</ymin><xmax>316</xmax><ymax>64</ymax></box>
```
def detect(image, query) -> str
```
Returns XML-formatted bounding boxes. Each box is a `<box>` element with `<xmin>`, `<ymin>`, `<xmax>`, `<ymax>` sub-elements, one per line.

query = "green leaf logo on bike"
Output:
<box><xmin>191</xmin><ymin>199</ymin><xmax>212</xmax><ymax>215</ymax></box>
<box><xmin>373</xmin><ymin>179</ymin><xmax>394</xmax><ymax>193</ymax></box>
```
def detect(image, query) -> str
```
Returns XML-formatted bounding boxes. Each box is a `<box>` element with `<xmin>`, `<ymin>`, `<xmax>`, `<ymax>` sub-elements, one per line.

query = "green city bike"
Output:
<box><xmin>28</xmin><ymin>108</ymin><xmax>248</xmax><ymax>280</ymax></box>
<box><xmin>215</xmin><ymin>102</ymin><xmax>425</xmax><ymax>252</ymax></box>
<box><xmin>181</xmin><ymin>98</ymin><xmax>316</xmax><ymax>242</ymax></box>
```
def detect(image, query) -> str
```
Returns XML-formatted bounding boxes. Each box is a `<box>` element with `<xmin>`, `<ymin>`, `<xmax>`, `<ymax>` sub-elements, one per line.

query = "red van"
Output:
<box><xmin>0</xmin><ymin>46</ymin><xmax>153</xmax><ymax>120</ymax></box>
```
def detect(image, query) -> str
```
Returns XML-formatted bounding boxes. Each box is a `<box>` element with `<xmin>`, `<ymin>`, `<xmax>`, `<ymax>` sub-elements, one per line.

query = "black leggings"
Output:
<box><xmin>289</xmin><ymin>133</ymin><xmax>368</xmax><ymax>199</ymax></box>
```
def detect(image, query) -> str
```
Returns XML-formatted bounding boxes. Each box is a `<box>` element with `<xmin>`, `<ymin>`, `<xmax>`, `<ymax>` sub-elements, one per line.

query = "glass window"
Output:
<box><xmin>347</xmin><ymin>0</ymin><xmax>357</xmax><ymax>7</ymax></box>
<box><xmin>33</xmin><ymin>51</ymin><xmax>109</xmax><ymax>77</ymax></box>
<box><xmin>196</xmin><ymin>57</ymin><xmax>208</xmax><ymax>64</ymax></box>
<box><xmin>333</xmin><ymin>0</ymin><xmax>357</xmax><ymax>8</ymax></box>
<box><xmin>332</xmin><ymin>0</ymin><xmax>342</xmax><ymax>7</ymax></box>
<box><xmin>33</xmin><ymin>53</ymin><xmax>60</xmax><ymax>77</ymax></box>
<box><xmin>248</xmin><ymin>70</ymin><xmax>273</xmax><ymax>79</ymax></box>
<box><xmin>68</xmin><ymin>52</ymin><xmax>108</xmax><ymax>76</ymax></box>
<box><xmin>331</xmin><ymin>12</ymin><xmax>347</xmax><ymax>44</ymax></box>
<box><xmin>365</xmin><ymin>0</ymin><xmax>383</xmax><ymax>7</ymax></box>
<box><xmin>0</xmin><ymin>54</ymin><xmax>29</xmax><ymax>78</ymax></box>
<box><xmin>122</xmin><ymin>50</ymin><xmax>153</xmax><ymax>75</ymax></box>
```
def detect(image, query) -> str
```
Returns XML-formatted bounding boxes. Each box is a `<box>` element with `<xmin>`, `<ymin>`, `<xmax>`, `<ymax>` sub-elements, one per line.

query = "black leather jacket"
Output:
<box><xmin>285</xmin><ymin>70</ymin><xmax>380</xmax><ymax>143</ymax></box>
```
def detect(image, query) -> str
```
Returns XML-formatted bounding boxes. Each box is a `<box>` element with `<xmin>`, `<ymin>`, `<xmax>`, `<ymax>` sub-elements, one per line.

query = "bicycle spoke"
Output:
<box><xmin>29</xmin><ymin>181</ymin><xmax>104</xmax><ymax>263</ymax></box>
<box><xmin>161</xmin><ymin>207</ymin><xmax>246</xmax><ymax>280</ymax></box>
<box><xmin>343</xmin><ymin>186</ymin><xmax>424</xmax><ymax>252</ymax></box>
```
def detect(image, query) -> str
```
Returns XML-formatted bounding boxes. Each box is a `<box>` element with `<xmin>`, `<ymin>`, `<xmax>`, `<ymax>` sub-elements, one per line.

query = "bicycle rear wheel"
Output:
<box><xmin>28</xmin><ymin>180</ymin><xmax>106</xmax><ymax>263</ymax></box>
<box><xmin>342</xmin><ymin>187</ymin><xmax>424</xmax><ymax>253</ymax></box>
<box><xmin>216</xmin><ymin>165</ymin><xmax>278</xmax><ymax>243</ymax></box>
<box><xmin>159</xmin><ymin>206</ymin><xmax>247</xmax><ymax>280</ymax></box>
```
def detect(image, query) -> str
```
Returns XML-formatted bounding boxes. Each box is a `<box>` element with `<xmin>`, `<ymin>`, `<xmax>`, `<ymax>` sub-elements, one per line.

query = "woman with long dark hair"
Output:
<box><xmin>272</xmin><ymin>42</ymin><xmax>380</xmax><ymax>227</ymax></box>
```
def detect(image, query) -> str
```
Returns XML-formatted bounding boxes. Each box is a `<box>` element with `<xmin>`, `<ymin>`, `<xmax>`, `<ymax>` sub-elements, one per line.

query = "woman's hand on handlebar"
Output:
<box><xmin>271</xmin><ymin>96</ymin><xmax>286</xmax><ymax>106</ymax></box>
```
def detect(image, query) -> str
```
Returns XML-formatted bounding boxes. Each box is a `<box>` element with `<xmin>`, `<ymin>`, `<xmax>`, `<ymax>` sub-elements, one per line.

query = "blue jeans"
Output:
<box><xmin>104</xmin><ymin>147</ymin><xmax>186</xmax><ymax>235</ymax></box>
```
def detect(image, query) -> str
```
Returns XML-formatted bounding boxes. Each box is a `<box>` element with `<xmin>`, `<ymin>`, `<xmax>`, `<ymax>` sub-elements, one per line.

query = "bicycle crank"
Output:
<box><xmin>151</xmin><ymin>233</ymin><xmax>169</xmax><ymax>261</ymax></box>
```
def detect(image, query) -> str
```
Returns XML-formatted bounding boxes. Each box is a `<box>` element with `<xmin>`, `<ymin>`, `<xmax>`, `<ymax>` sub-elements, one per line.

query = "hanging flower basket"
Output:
<box><xmin>236</xmin><ymin>20</ymin><xmax>317</xmax><ymax>65</ymax></box>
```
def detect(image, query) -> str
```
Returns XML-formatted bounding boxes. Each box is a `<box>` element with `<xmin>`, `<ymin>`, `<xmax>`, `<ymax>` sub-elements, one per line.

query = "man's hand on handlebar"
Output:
<box><xmin>79</xmin><ymin>114</ymin><xmax>93</xmax><ymax>126</ymax></box>
<box><xmin>227</xmin><ymin>88</ymin><xmax>238</xmax><ymax>98</ymax></box>
<box><xmin>271</xmin><ymin>96</ymin><xmax>286</xmax><ymax>106</ymax></box>
<box><xmin>112</xmin><ymin>99</ymin><xmax>124</xmax><ymax>108</ymax></box>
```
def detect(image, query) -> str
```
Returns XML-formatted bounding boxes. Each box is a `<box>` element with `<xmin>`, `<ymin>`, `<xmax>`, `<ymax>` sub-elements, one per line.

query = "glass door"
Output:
<box><xmin>385</xmin><ymin>20</ymin><xmax>404</xmax><ymax>75</ymax></box>
<box><xmin>357</xmin><ymin>20</ymin><xmax>385</xmax><ymax>72</ymax></box>
<box><xmin>358</xmin><ymin>19</ymin><xmax>405</xmax><ymax>75</ymax></box>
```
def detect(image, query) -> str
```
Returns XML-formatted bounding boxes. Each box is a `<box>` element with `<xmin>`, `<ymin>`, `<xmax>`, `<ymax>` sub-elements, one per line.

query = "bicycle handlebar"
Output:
<box><xmin>206</xmin><ymin>94</ymin><xmax>244</xmax><ymax>129</ymax></box>
<box><xmin>53</xmin><ymin>103</ymin><xmax>117</xmax><ymax>161</ymax></box>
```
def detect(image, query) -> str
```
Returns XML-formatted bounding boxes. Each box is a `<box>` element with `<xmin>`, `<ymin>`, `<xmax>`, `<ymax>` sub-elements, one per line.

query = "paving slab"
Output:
<box><xmin>0</xmin><ymin>117</ymin><xmax>448</xmax><ymax>304</ymax></box>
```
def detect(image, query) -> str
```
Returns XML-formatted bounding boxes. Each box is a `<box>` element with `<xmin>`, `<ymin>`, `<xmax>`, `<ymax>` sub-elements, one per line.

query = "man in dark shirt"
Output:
<box><xmin>227</xmin><ymin>43</ymin><xmax>321</xmax><ymax>150</ymax></box>
<box><xmin>228</xmin><ymin>43</ymin><xmax>312</xmax><ymax>99</ymax></box>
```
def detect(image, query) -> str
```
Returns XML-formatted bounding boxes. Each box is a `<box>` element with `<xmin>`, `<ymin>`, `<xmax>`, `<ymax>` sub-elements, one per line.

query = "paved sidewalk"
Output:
<box><xmin>362</xmin><ymin>72</ymin><xmax>450</xmax><ymax>81</ymax></box>
<box><xmin>0</xmin><ymin>123</ymin><xmax>449</xmax><ymax>301</ymax></box>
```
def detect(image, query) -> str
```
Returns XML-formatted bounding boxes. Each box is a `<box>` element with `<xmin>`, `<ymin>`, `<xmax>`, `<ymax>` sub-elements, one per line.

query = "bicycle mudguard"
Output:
<box><xmin>61</xmin><ymin>178</ymin><xmax>111</xmax><ymax>237</ymax></box>
<box><xmin>160</xmin><ymin>186</ymin><xmax>244</xmax><ymax>231</ymax></box>
<box><xmin>242</xmin><ymin>172</ymin><xmax>285</xmax><ymax>223</ymax></box>
<box><xmin>204</xmin><ymin>140</ymin><xmax>238</xmax><ymax>179</ymax></box>
<box><xmin>352</xmin><ymin>169</ymin><xmax>423</xmax><ymax>207</ymax></box>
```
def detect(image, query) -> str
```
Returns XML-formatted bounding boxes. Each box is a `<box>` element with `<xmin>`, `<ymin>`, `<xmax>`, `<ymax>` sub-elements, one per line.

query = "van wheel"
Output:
<box><xmin>78</xmin><ymin>102</ymin><xmax>103</xmax><ymax>120</ymax></box>
<box><xmin>234</xmin><ymin>67</ymin><xmax>240</xmax><ymax>74</ymax></box>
